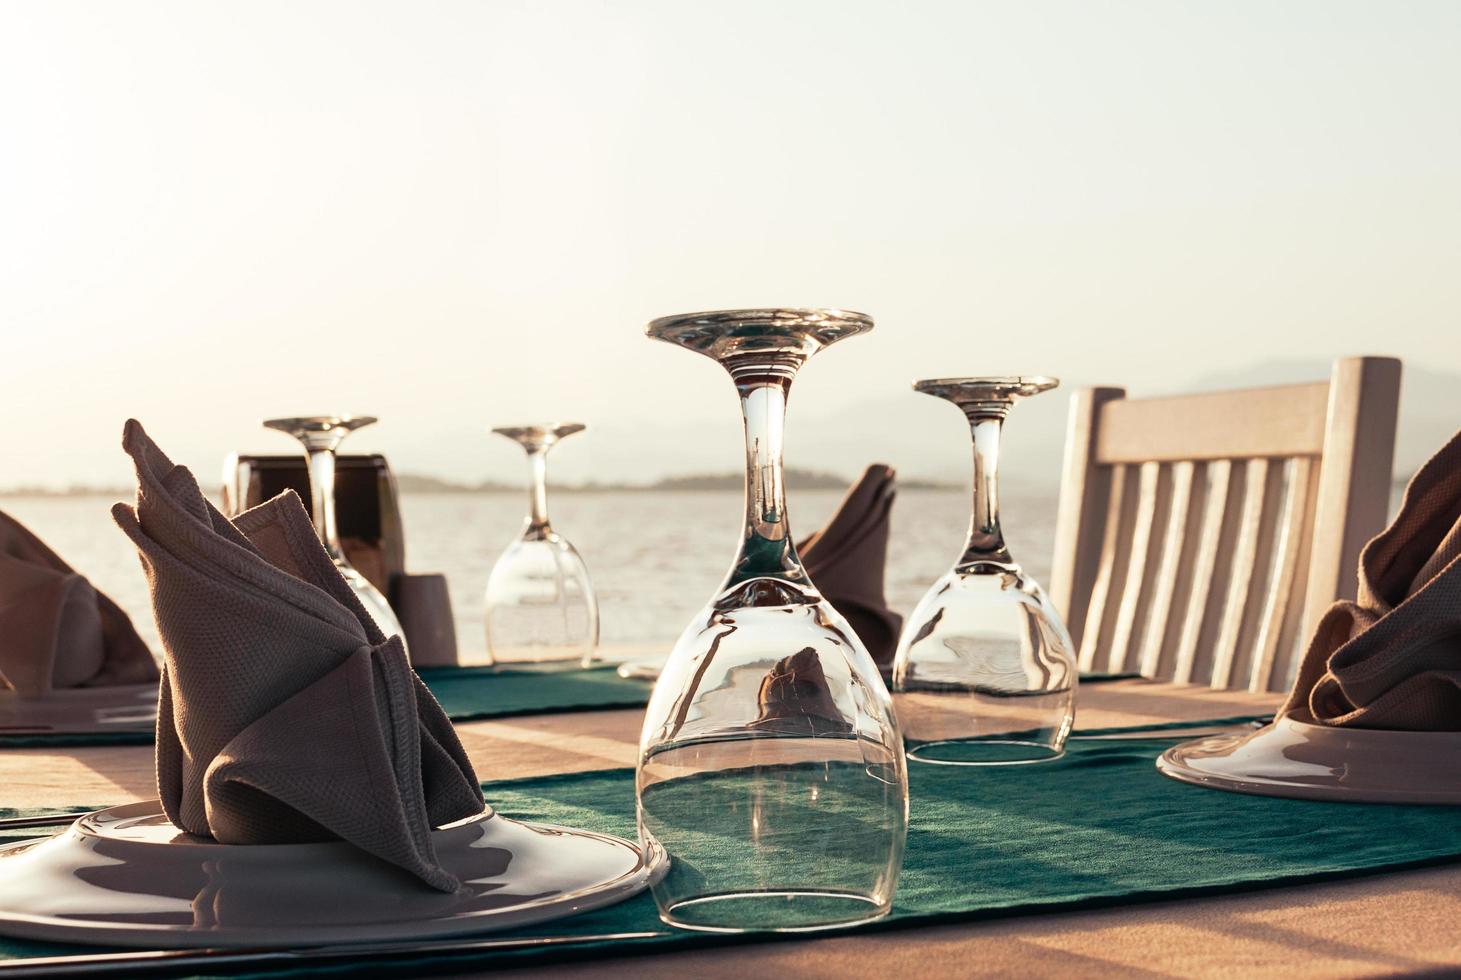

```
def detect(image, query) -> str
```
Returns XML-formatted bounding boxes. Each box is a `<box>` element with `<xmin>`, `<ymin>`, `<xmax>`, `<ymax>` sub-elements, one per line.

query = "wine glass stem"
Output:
<box><xmin>305</xmin><ymin>446</ymin><xmax>346</xmax><ymax>562</ymax></box>
<box><xmin>526</xmin><ymin>448</ymin><xmax>551</xmax><ymax>533</ymax></box>
<box><xmin>960</xmin><ymin>414</ymin><xmax>1010</xmax><ymax>564</ymax></box>
<box><xmin>728</xmin><ymin>379</ymin><xmax>807</xmax><ymax>586</ymax></box>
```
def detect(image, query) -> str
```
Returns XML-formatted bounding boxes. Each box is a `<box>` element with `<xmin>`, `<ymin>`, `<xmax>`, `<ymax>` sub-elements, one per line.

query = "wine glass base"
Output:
<box><xmin>614</xmin><ymin>656</ymin><xmax>665</xmax><ymax>680</ymax></box>
<box><xmin>906</xmin><ymin>738</ymin><xmax>1065</xmax><ymax>766</ymax></box>
<box><xmin>660</xmin><ymin>890</ymin><xmax>889</xmax><ymax>934</ymax></box>
<box><xmin>477</xmin><ymin>657</ymin><xmax>599</xmax><ymax>673</ymax></box>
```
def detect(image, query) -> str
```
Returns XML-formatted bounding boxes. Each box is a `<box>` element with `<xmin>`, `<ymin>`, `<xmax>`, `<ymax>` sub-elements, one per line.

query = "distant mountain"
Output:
<box><xmin>784</xmin><ymin>382</ymin><xmax>1081</xmax><ymax>491</ymax></box>
<box><xmin>0</xmin><ymin>468</ymin><xmax>954</xmax><ymax>497</ymax></box>
<box><xmin>4</xmin><ymin>360</ymin><xmax>1449</xmax><ymax>497</ymax></box>
<box><xmin>0</xmin><ymin>484</ymin><xmax>132</xmax><ymax>498</ymax></box>
<box><xmin>393</xmin><ymin>467</ymin><xmax>957</xmax><ymax>493</ymax></box>
<box><xmin>650</xmin><ymin>469</ymin><xmax>849</xmax><ymax>491</ymax></box>
<box><xmin>393</xmin><ymin>473</ymin><xmax>517</xmax><ymax>494</ymax></box>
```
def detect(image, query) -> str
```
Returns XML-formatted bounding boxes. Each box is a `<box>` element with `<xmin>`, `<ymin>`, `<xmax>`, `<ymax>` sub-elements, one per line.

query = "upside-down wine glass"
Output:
<box><xmin>636</xmin><ymin>309</ymin><xmax>908</xmax><ymax>934</ymax></box>
<box><xmin>483</xmin><ymin>424</ymin><xmax>599</xmax><ymax>668</ymax></box>
<box><xmin>262</xmin><ymin>415</ymin><xmax>405</xmax><ymax>646</ymax></box>
<box><xmin>891</xmin><ymin>378</ymin><xmax>1076</xmax><ymax>764</ymax></box>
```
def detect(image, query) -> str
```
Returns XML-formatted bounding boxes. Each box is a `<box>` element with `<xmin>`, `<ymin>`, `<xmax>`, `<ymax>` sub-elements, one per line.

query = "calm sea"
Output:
<box><xmin>0</xmin><ymin>488</ymin><xmax>1059</xmax><ymax>658</ymax></box>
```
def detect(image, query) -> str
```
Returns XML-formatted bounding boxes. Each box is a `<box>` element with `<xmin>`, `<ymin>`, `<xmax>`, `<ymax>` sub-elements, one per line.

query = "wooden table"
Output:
<box><xmin>4</xmin><ymin>680</ymin><xmax>1459</xmax><ymax>978</ymax></box>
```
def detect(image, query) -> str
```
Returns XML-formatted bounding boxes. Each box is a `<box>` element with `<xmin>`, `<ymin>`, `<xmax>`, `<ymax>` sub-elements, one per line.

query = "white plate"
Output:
<box><xmin>0</xmin><ymin>684</ymin><xmax>158</xmax><ymax>736</ymax></box>
<box><xmin>1157</xmin><ymin>710</ymin><xmax>1461</xmax><ymax>804</ymax></box>
<box><xmin>0</xmin><ymin>801</ymin><xmax>663</xmax><ymax>948</ymax></box>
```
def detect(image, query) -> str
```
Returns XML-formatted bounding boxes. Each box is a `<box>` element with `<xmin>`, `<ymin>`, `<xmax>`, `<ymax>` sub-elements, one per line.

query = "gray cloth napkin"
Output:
<box><xmin>1283</xmin><ymin>428</ymin><xmax>1461</xmax><ymax>730</ymax></box>
<box><xmin>112</xmin><ymin>420</ymin><xmax>483</xmax><ymax>891</ymax></box>
<box><xmin>800</xmin><ymin>464</ymin><xmax>902</xmax><ymax>668</ymax></box>
<box><xmin>0</xmin><ymin>509</ymin><xmax>157</xmax><ymax>698</ymax></box>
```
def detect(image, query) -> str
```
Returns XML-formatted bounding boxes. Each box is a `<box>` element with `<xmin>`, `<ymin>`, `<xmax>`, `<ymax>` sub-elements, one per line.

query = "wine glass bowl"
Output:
<box><xmin>483</xmin><ymin>423</ymin><xmax>599</xmax><ymax>669</ymax></box>
<box><xmin>262</xmin><ymin>415</ymin><xmax>405</xmax><ymax>646</ymax></box>
<box><xmin>893</xmin><ymin>566</ymin><xmax>1076</xmax><ymax>764</ymax></box>
<box><xmin>891</xmin><ymin>377</ymin><xmax>1077</xmax><ymax>765</ymax></box>
<box><xmin>637</xmin><ymin>309</ymin><xmax>907</xmax><ymax>934</ymax></box>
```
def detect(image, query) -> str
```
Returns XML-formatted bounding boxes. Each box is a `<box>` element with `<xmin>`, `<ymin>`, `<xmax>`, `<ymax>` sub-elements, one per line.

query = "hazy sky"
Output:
<box><xmin>2</xmin><ymin>1</ymin><xmax>1458</xmax><ymax>490</ymax></box>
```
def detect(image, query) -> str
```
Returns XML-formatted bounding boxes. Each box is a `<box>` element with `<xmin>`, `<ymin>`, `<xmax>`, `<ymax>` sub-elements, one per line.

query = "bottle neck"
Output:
<box><xmin>725</xmin><ymin>375</ymin><xmax>810</xmax><ymax>590</ymax></box>
<box><xmin>304</xmin><ymin>446</ymin><xmax>346</xmax><ymax>561</ymax></box>
<box><xmin>959</xmin><ymin>412</ymin><xmax>1010</xmax><ymax>566</ymax></box>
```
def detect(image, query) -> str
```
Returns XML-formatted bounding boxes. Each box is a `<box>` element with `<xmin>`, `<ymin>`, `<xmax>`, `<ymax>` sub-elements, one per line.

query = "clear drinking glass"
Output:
<box><xmin>637</xmin><ymin>309</ymin><xmax>908</xmax><ymax>934</ymax></box>
<box><xmin>891</xmin><ymin>378</ymin><xmax>1076</xmax><ymax>764</ymax></box>
<box><xmin>262</xmin><ymin>415</ymin><xmax>405</xmax><ymax>645</ymax></box>
<box><xmin>483</xmin><ymin>424</ymin><xmax>599</xmax><ymax>668</ymax></box>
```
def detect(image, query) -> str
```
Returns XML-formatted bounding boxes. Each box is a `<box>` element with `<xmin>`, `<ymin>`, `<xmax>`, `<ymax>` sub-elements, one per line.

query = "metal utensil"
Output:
<box><xmin>0</xmin><ymin>930</ymin><xmax>667</xmax><ymax>978</ymax></box>
<box><xmin>0</xmin><ymin>811</ymin><xmax>93</xmax><ymax>832</ymax></box>
<box><xmin>1070</xmin><ymin>718</ymin><xmax>1270</xmax><ymax>741</ymax></box>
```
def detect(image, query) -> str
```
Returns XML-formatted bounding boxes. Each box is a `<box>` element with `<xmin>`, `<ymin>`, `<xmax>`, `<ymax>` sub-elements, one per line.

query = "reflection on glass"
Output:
<box><xmin>262</xmin><ymin>415</ymin><xmax>405</xmax><ymax>646</ymax></box>
<box><xmin>483</xmin><ymin>424</ymin><xmax>599</xmax><ymax>668</ymax></box>
<box><xmin>892</xmin><ymin>378</ymin><xmax>1076</xmax><ymax>764</ymax></box>
<box><xmin>636</xmin><ymin>309</ymin><xmax>908</xmax><ymax>934</ymax></box>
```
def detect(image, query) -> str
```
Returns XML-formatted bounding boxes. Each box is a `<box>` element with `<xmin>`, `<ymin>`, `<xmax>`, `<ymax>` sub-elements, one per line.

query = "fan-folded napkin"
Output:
<box><xmin>801</xmin><ymin>464</ymin><xmax>903</xmax><ymax>668</ymax></box>
<box><xmin>112</xmin><ymin>420</ymin><xmax>483</xmax><ymax>890</ymax></box>
<box><xmin>0</xmin><ymin>510</ymin><xmax>156</xmax><ymax>698</ymax></box>
<box><xmin>1283</xmin><ymin>429</ymin><xmax>1461</xmax><ymax>730</ymax></box>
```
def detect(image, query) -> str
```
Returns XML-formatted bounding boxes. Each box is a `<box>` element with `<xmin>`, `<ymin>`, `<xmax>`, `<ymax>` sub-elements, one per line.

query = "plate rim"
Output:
<box><xmin>0</xmin><ymin>801</ymin><xmax>662</xmax><ymax>948</ymax></box>
<box><xmin>1156</xmin><ymin>714</ymin><xmax>1461</xmax><ymax>805</ymax></box>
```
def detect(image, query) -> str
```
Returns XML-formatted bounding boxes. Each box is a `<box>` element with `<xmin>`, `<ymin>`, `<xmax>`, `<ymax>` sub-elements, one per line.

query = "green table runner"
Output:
<box><xmin>0</xmin><ymin>666</ymin><xmax>654</xmax><ymax>749</ymax></box>
<box><xmin>0</xmin><ymin>669</ymin><xmax>1140</xmax><ymax>748</ymax></box>
<box><xmin>418</xmin><ymin>664</ymin><xmax>653</xmax><ymax>720</ymax></box>
<box><xmin>3</xmin><ymin>727</ymin><xmax>1459</xmax><ymax>975</ymax></box>
<box><xmin>424</xmin><ymin>667</ymin><xmax>1137</xmax><ymax>722</ymax></box>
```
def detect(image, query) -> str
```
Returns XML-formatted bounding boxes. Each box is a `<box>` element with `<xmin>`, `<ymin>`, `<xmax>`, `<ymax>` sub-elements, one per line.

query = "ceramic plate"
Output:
<box><xmin>0</xmin><ymin>801</ymin><xmax>663</xmax><ymax>948</ymax></box>
<box><xmin>1157</xmin><ymin>710</ymin><xmax>1461</xmax><ymax>804</ymax></box>
<box><xmin>0</xmin><ymin>684</ymin><xmax>158</xmax><ymax>736</ymax></box>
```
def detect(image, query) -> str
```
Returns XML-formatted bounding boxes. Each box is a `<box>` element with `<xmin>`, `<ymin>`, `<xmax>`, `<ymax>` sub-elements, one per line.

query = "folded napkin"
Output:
<box><xmin>112</xmin><ymin>420</ymin><xmax>482</xmax><ymax>891</ymax></box>
<box><xmin>1283</xmin><ymin>428</ymin><xmax>1461</xmax><ymax>730</ymax></box>
<box><xmin>800</xmin><ymin>464</ymin><xmax>903</xmax><ymax>668</ymax></box>
<box><xmin>754</xmin><ymin>647</ymin><xmax>850</xmax><ymax>736</ymax></box>
<box><xmin>0</xmin><ymin>510</ymin><xmax>157</xmax><ymax>698</ymax></box>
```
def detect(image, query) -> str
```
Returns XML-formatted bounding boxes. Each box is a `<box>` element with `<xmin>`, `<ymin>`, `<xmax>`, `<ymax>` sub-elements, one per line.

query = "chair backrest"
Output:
<box><xmin>1049</xmin><ymin>357</ymin><xmax>1401</xmax><ymax>692</ymax></box>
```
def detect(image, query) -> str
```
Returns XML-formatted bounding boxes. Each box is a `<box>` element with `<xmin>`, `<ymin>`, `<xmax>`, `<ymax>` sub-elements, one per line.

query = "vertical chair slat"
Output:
<box><xmin>1050</xmin><ymin>387</ymin><xmax>1129</xmax><ymax>651</ymax></box>
<box><xmin>1273</xmin><ymin>459</ymin><xmax>1324</xmax><ymax>692</ymax></box>
<box><xmin>1299</xmin><ymin>358</ymin><xmax>1402</xmax><ymax>641</ymax></box>
<box><xmin>1107</xmin><ymin>461</ymin><xmax>1165</xmax><ymax>673</ymax></box>
<box><xmin>1210</xmin><ymin>458</ymin><xmax>1271</xmax><ymax>688</ymax></box>
<box><xmin>1228</xmin><ymin>460</ymin><xmax>1288</xmax><ymax>688</ymax></box>
<box><xmin>1138</xmin><ymin>460</ymin><xmax>1198</xmax><ymax>678</ymax></box>
<box><xmin>1056</xmin><ymin>361</ymin><xmax>1398</xmax><ymax>693</ymax></box>
<box><xmin>1173</xmin><ymin>460</ymin><xmax>1232</xmax><ymax>684</ymax></box>
<box><xmin>1249</xmin><ymin>458</ymin><xmax>1316</xmax><ymax>692</ymax></box>
<box><xmin>1077</xmin><ymin>463</ymin><xmax>1130</xmax><ymax>672</ymax></box>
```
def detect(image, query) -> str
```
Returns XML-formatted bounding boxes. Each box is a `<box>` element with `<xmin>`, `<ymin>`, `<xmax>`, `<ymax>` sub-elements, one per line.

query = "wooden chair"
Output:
<box><xmin>1049</xmin><ymin>357</ymin><xmax>1402</xmax><ymax>693</ymax></box>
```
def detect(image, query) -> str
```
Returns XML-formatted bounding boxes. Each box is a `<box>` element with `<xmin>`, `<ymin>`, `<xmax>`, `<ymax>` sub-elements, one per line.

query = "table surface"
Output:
<box><xmin>4</xmin><ymin>680</ymin><xmax>1458</xmax><ymax>978</ymax></box>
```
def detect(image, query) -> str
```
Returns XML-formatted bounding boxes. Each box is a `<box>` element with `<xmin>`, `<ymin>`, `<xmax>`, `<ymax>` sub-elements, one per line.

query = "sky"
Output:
<box><xmin>1</xmin><ymin>0</ymin><xmax>1458</xmax><ymax>491</ymax></box>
